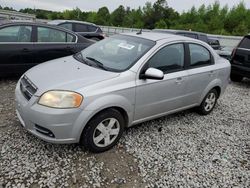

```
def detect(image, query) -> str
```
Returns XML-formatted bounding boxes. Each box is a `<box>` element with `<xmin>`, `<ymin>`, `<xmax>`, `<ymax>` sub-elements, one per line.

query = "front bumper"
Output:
<box><xmin>15</xmin><ymin>81</ymin><xmax>94</xmax><ymax>144</ymax></box>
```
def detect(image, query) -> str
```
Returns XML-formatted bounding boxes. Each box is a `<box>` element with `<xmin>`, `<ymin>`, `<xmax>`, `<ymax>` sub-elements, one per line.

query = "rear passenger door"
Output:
<box><xmin>0</xmin><ymin>24</ymin><xmax>34</xmax><ymax>75</ymax></box>
<box><xmin>33</xmin><ymin>26</ymin><xmax>77</xmax><ymax>64</ymax></box>
<box><xmin>185</xmin><ymin>43</ymin><xmax>216</xmax><ymax>106</ymax></box>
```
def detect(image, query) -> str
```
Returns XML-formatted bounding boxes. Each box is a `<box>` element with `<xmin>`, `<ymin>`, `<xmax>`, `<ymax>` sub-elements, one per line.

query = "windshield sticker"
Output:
<box><xmin>118</xmin><ymin>43</ymin><xmax>135</xmax><ymax>50</ymax></box>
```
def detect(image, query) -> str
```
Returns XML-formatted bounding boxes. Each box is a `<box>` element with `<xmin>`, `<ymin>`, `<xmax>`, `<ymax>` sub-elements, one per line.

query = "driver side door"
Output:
<box><xmin>134</xmin><ymin>43</ymin><xmax>189</xmax><ymax>121</ymax></box>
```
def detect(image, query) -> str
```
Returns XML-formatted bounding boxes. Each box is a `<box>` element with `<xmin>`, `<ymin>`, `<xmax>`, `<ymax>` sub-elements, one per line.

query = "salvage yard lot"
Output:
<box><xmin>0</xmin><ymin>78</ymin><xmax>250</xmax><ymax>187</ymax></box>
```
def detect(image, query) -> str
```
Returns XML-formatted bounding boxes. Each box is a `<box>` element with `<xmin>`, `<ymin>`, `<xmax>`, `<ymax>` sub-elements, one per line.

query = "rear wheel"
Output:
<box><xmin>230</xmin><ymin>74</ymin><xmax>243</xmax><ymax>82</ymax></box>
<box><xmin>80</xmin><ymin>109</ymin><xmax>124</xmax><ymax>153</ymax></box>
<box><xmin>197</xmin><ymin>89</ymin><xmax>218</xmax><ymax>115</ymax></box>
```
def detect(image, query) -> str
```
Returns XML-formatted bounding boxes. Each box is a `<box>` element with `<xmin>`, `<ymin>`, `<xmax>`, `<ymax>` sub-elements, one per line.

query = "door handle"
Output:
<box><xmin>66</xmin><ymin>46</ymin><xmax>73</xmax><ymax>50</ymax></box>
<box><xmin>22</xmin><ymin>48</ymin><xmax>30</xmax><ymax>52</ymax></box>
<box><xmin>175</xmin><ymin>77</ymin><xmax>183</xmax><ymax>84</ymax></box>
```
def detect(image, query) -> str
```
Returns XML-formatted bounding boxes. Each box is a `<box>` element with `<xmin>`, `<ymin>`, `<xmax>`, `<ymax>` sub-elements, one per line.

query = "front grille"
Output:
<box><xmin>20</xmin><ymin>75</ymin><xmax>37</xmax><ymax>100</ymax></box>
<box><xmin>35</xmin><ymin>124</ymin><xmax>55</xmax><ymax>138</ymax></box>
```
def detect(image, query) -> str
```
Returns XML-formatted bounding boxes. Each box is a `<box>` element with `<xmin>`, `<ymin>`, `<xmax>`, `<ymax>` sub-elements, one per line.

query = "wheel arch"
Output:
<box><xmin>199</xmin><ymin>79</ymin><xmax>222</xmax><ymax>104</ymax></box>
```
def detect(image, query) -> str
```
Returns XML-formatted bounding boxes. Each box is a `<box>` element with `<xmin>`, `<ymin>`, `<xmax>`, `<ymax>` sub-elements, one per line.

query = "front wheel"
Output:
<box><xmin>80</xmin><ymin>109</ymin><xmax>125</xmax><ymax>153</ymax></box>
<box><xmin>197</xmin><ymin>89</ymin><xmax>218</xmax><ymax>115</ymax></box>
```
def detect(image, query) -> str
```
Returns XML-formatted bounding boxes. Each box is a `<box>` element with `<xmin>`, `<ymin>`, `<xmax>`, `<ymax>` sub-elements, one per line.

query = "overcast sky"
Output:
<box><xmin>0</xmin><ymin>0</ymin><xmax>249</xmax><ymax>13</ymax></box>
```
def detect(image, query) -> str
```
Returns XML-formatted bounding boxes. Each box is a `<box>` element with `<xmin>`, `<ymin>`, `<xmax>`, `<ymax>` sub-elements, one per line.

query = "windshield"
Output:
<box><xmin>80</xmin><ymin>34</ymin><xmax>155</xmax><ymax>72</ymax></box>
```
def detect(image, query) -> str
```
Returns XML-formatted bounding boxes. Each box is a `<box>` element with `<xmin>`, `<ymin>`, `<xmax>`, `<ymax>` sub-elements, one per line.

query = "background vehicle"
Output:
<box><xmin>0</xmin><ymin>22</ymin><xmax>94</xmax><ymax>76</ymax></box>
<box><xmin>208</xmin><ymin>38</ymin><xmax>221</xmax><ymax>50</ymax></box>
<box><xmin>48</xmin><ymin>20</ymin><xmax>105</xmax><ymax>41</ymax></box>
<box><xmin>15</xmin><ymin>32</ymin><xmax>230</xmax><ymax>153</ymax></box>
<box><xmin>230</xmin><ymin>34</ymin><xmax>250</xmax><ymax>82</ymax></box>
<box><xmin>152</xmin><ymin>29</ymin><xmax>221</xmax><ymax>50</ymax></box>
<box><xmin>215</xmin><ymin>46</ymin><xmax>233</xmax><ymax>60</ymax></box>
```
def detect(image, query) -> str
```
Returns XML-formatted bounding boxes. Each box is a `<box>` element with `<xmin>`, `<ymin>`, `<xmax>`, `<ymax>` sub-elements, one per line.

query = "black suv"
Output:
<box><xmin>231</xmin><ymin>34</ymin><xmax>250</xmax><ymax>82</ymax></box>
<box><xmin>48</xmin><ymin>20</ymin><xmax>105</xmax><ymax>41</ymax></box>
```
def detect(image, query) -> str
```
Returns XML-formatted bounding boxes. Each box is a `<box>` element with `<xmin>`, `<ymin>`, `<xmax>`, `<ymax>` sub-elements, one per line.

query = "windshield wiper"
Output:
<box><xmin>86</xmin><ymin>56</ymin><xmax>108</xmax><ymax>71</ymax></box>
<box><xmin>73</xmin><ymin>53</ymin><xmax>93</xmax><ymax>67</ymax></box>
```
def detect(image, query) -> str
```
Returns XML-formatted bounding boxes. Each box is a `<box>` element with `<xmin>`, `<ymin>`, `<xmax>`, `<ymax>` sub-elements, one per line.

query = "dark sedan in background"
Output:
<box><xmin>48</xmin><ymin>20</ymin><xmax>105</xmax><ymax>41</ymax></box>
<box><xmin>0</xmin><ymin>22</ymin><xmax>94</xmax><ymax>76</ymax></box>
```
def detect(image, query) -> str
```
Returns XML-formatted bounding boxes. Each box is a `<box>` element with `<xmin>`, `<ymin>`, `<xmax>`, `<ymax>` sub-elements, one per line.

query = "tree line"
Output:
<box><xmin>1</xmin><ymin>0</ymin><xmax>250</xmax><ymax>36</ymax></box>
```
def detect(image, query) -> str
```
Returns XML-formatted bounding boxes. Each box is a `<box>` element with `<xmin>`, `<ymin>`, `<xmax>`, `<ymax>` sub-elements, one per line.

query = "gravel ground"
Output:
<box><xmin>0</xmin><ymin>78</ymin><xmax>249</xmax><ymax>188</ymax></box>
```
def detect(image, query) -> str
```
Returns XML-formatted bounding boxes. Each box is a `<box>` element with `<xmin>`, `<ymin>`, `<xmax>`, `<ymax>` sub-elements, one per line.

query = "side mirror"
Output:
<box><xmin>140</xmin><ymin>67</ymin><xmax>164</xmax><ymax>80</ymax></box>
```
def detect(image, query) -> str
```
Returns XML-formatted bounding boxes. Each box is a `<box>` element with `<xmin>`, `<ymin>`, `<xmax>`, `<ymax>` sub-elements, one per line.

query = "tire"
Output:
<box><xmin>80</xmin><ymin>109</ymin><xmax>125</xmax><ymax>153</ymax></box>
<box><xmin>230</xmin><ymin>74</ymin><xmax>243</xmax><ymax>82</ymax></box>
<box><xmin>197</xmin><ymin>89</ymin><xmax>218</xmax><ymax>115</ymax></box>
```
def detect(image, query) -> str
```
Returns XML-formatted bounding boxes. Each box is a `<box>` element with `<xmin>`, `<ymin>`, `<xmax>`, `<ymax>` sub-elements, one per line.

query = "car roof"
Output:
<box><xmin>121</xmin><ymin>32</ymin><xmax>197</xmax><ymax>42</ymax></box>
<box><xmin>48</xmin><ymin>20</ymin><xmax>97</xmax><ymax>26</ymax></box>
<box><xmin>153</xmin><ymin>29</ymin><xmax>207</xmax><ymax>35</ymax></box>
<box><xmin>0</xmin><ymin>21</ymin><xmax>78</xmax><ymax>35</ymax></box>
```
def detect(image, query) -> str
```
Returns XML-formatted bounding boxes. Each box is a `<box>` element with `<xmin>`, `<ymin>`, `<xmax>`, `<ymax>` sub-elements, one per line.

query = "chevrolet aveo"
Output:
<box><xmin>15</xmin><ymin>32</ymin><xmax>231</xmax><ymax>152</ymax></box>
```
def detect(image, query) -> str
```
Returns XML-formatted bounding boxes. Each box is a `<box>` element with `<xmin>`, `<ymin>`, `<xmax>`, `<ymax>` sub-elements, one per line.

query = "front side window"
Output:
<box><xmin>37</xmin><ymin>27</ymin><xmax>66</xmax><ymax>42</ymax></box>
<box><xmin>80</xmin><ymin>35</ymin><xmax>155</xmax><ymax>72</ymax></box>
<box><xmin>189</xmin><ymin>44</ymin><xmax>212</xmax><ymax>67</ymax></box>
<box><xmin>148</xmin><ymin>43</ymin><xmax>185</xmax><ymax>73</ymax></box>
<box><xmin>0</xmin><ymin>25</ymin><xmax>32</xmax><ymax>42</ymax></box>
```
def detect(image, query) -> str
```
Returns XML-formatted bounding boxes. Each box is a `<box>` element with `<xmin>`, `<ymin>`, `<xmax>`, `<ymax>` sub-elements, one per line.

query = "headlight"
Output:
<box><xmin>38</xmin><ymin>90</ymin><xmax>83</xmax><ymax>108</ymax></box>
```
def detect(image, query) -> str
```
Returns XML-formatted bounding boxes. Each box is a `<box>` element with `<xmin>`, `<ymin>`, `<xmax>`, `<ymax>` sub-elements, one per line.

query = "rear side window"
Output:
<box><xmin>75</xmin><ymin>24</ymin><xmax>88</xmax><ymax>32</ymax></box>
<box><xmin>0</xmin><ymin>25</ymin><xmax>32</xmax><ymax>42</ymax></box>
<box><xmin>148</xmin><ymin>43</ymin><xmax>185</xmax><ymax>73</ymax></box>
<box><xmin>66</xmin><ymin>33</ymin><xmax>75</xmax><ymax>42</ymax></box>
<box><xmin>239</xmin><ymin>36</ymin><xmax>250</xmax><ymax>49</ymax></box>
<box><xmin>37</xmin><ymin>27</ymin><xmax>66</xmax><ymax>42</ymax></box>
<box><xmin>88</xmin><ymin>25</ymin><xmax>97</xmax><ymax>32</ymax></box>
<box><xmin>189</xmin><ymin>44</ymin><xmax>212</xmax><ymax>67</ymax></box>
<box><xmin>59</xmin><ymin>23</ymin><xmax>73</xmax><ymax>31</ymax></box>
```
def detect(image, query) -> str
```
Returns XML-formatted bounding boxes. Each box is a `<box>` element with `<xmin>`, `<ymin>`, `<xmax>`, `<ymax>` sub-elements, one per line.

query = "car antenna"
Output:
<box><xmin>136</xmin><ymin>28</ymin><xmax>142</xmax><ymax>35</ymax></box>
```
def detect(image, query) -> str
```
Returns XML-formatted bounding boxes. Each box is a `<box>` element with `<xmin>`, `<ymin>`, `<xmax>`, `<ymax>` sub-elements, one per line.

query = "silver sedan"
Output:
<box><xmin>15</xmin><ymin>32</ymin><xmax>231</xmax><ymax>152</ymax></box>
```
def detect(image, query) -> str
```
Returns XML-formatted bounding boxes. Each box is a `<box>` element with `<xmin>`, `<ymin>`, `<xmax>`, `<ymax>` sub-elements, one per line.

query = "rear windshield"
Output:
<box><xmin>239</xmin><ymin>36</ymin><xmax>250</xmax><ymax>49</ymax></box>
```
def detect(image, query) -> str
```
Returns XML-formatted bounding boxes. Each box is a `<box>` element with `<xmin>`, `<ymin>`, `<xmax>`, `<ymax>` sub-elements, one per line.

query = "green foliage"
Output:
<box><xmin>0</xmin><ymin>0</ymin><xmax>249</xmax><ymax>35</ymax></box>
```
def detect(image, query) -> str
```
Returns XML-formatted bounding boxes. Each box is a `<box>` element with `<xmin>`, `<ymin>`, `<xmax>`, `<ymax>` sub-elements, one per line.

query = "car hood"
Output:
<box><xmin>25</xmin><ymin>55</ymin><xmax>120</xmax><ymax>96</ymax></box>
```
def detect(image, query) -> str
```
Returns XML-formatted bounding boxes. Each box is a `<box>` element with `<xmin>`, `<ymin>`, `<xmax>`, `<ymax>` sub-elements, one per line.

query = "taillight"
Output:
<box><xmin>231</xmin><ymin>48</ymin><xmax>236</xmax><ymax>58</ymax></box>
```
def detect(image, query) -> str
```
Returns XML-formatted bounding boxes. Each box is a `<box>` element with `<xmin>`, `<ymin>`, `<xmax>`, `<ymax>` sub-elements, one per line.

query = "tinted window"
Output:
<box><xmin>0</xmin><ymin>25</ymin><xmax>32</xmax><ymax>42</ymax></box>
<box><xmin>60</xmin><ymin>23</ymin><xmax>73</xmax><ymax>31</ymax></box>
<box><xmin>148</xmin><ymin>44</ymin><xmax>184</xmax><ymax>73</ymax></box>
<box><xmin>239</xmin><ymin>36</ymin><xmax>250</xmax><ymax>49</ymax></box>
<box><xmin>37</xmin><ymin>27</ymin><xmax>66</xmax><ymax>42</ymax></box>
<box><xmin>189</xmin><ymin>44</ymin><xmax>211</xmax><ymax>67</ymax></box>
<box><xmin>88</xmin><ymin>25</ymin><xmax>97</xmax><ymax>32</ymax></box>
<box><xmin>75</xmin><ymin>24</ymin><xmax>88</xmax><ymax>32</ymax></box>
